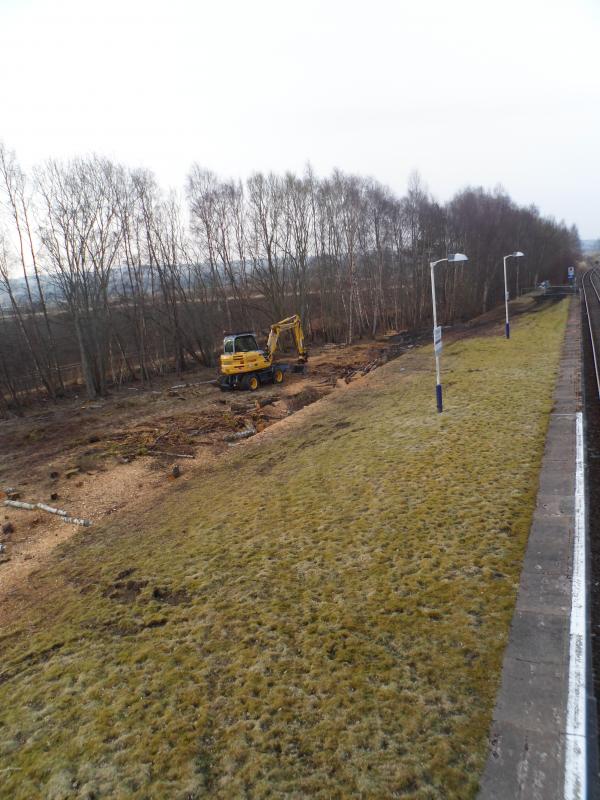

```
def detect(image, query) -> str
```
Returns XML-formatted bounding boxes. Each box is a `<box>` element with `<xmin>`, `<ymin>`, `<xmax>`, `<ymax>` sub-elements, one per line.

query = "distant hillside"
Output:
<box><xmin>0</xmin><ymin>266</ymin><xmax>155</xmax><ymax>309</ymax></box>
<box><xmin>581</xmin><ymin>239</ymin><xmax>600</xmax><ymax>253</ymax></box>
<box><xmin>0</xmin><ymin>274</ymin><xmax>57</xmax><ymax>308</ymax></box>
<box><xmin>1</xmin><ymin>262</ymin><xmax>217</xmax><ymax>310</ymax></box>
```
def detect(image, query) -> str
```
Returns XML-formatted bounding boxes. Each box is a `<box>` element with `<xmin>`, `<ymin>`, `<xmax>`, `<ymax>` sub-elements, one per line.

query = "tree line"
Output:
<box><xmin>0</xmin><ymin>144</ymin><xmax>580</xmax><ymax>412</ymax></box>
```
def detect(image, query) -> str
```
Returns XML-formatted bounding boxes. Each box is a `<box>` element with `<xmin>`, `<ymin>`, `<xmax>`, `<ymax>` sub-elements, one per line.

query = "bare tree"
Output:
<box><xmin>36</xmin><ymin>157</ymin><xmax>122</xmax><ymax>398</ymax></box>
<box><xmin>0</xmin><ymin>149</ymin><xmax>582</xmax><ymax>410</ymax></box>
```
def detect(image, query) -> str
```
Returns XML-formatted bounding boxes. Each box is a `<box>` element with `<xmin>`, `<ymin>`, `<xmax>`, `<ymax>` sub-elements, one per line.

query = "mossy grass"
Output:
<box><xmin>0</xmin><ymin>299</ymin><xmax>569</xmax><ymax>799</ymax></box>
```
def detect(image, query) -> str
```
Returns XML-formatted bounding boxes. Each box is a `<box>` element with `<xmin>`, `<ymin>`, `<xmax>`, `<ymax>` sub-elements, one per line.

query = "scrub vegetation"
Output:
<box><xmin>0</xmin><ymin>299</ymin><xmax>568</xmax><ymax>799</ymax></box>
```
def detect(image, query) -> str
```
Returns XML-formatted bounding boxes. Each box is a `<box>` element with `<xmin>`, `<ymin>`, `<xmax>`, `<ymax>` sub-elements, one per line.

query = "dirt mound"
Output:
<box><xmin>285</xmin><ymin>386</ymin><xmax>324</xmax><ymax>411</ymax></box>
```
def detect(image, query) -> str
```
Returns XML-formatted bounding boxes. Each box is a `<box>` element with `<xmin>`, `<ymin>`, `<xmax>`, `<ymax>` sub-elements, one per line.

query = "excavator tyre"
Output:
<box><xmin>242</xmin><ymin>373</ymin><xmax>260</xmax><ymax>391</ymax></box>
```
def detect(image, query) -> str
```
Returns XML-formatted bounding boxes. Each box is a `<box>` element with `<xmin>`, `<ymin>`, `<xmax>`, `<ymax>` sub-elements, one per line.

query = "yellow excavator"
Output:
<box><xmin>218</xmin><ymin>314</ymin><xmax>308</xmax><ymax>390</ymax></box>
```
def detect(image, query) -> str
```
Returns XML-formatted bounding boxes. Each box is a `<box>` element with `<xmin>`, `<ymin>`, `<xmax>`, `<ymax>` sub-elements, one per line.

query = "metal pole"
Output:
<box><xmin>430</xmin><ymin>260</ymin><xmax>443</xmax><ymax>412</ymax></box>
<box><xmin>503</xmin><ymin>255</ymin><xmax>510</xmax><ymax>339</ymax></box>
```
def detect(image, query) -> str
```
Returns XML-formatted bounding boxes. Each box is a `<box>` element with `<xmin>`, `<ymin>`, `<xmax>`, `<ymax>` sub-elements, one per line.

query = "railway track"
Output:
<box><xmin>582</xmin><ymin>269</ymin><xmax>600</xmax><ymax>399</ymax></box>
<box><xmin>582</xmin><ymin>267</ymin><xmax>600</xmax><ymax>794</ymax></box>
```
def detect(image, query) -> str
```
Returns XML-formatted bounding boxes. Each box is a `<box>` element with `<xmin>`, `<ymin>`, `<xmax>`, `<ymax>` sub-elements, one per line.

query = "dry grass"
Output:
<box><xmin>0</xmin><ymin>299</ymin><xmax>568</xmax><ymax>799</ymax></box>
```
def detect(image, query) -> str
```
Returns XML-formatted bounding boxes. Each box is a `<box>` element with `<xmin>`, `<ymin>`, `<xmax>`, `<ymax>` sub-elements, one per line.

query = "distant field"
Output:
<box><xmin>0</xmin><ymin>298</ymin><xmax>568</xmax><ymax>799</ymax></box>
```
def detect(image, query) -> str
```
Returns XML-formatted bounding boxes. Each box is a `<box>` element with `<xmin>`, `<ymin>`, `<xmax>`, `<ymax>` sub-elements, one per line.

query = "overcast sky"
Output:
<box><xmin>1</xmin><ymin>0</ymin><xmax>598</xmax><ymax>237</ymax></box>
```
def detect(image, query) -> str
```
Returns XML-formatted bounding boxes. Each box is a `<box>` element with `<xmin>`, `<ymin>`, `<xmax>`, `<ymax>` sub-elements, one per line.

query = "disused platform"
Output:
<box><xmin>479</xmin><ymin>296</ymin><xmax>594</xmax><ymax>799</ymax></box>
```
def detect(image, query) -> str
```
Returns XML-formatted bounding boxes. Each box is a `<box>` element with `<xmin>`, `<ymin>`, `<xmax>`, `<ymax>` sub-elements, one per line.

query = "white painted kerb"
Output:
<box><xmin>564</xmin><ymin>411</ymin><xmax>587</xmax><ymax>800</ymax></box>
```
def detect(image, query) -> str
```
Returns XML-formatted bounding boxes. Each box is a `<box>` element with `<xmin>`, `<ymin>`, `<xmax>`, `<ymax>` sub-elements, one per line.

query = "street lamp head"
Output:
<box><xmin>448</xmin><ymin>253</ymin><xmax>468</xmax><ymax>263</ymax></box>
<box><xmin>512</xmin><ymin>251</ymin><xmax>525</xmax><ymax>258</ymax></box>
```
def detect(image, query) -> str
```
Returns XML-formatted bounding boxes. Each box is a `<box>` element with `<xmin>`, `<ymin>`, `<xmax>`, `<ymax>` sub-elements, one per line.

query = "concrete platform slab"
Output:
<box><xmin>517</xmin><ymin>571</ymin><xmax>571</xmax><ymax>616</ymax></box>
<box><xmin>504</xmin><ymin>609</ymin><xmax>569</xmax><ymax>666</ymax></box>
<box><xmin>478</xmin><ymin>296</ymin><xmax>590</xmax><ymax>799</ymax></box>
<box><xmin>482</xmin><ymin>720</ymin><xmax>565</xmax><ymax>800</ymax></box>
<box><xmin>494</xmin><ymin>656</ymin><xmax>566</xmax><ymax>733</ymax></box>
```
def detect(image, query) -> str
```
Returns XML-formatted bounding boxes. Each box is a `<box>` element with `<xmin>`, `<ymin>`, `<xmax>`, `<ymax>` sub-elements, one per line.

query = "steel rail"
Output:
<box><xmin>582</xmin><ymin>269</ymin><xmax>600</xmax><ymax>400</ymax></box>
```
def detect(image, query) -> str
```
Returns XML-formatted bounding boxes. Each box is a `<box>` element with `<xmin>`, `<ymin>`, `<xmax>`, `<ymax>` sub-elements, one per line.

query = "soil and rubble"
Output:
<box><xmin>0</xmin><ymin>336</ymin><xmax>417</xmax><ymax>609</ymax></box>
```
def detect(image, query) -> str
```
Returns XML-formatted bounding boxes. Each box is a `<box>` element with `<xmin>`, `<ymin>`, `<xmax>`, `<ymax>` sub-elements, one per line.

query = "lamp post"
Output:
<box><xmin>502</xmin><ymin>251</ymin><xmax>524</xmax><ymax>339</ymax></box>
<box><xmin>430</xmin><ymin>253</ymin><xmax>468</xmax><ymax>413</ymax></box>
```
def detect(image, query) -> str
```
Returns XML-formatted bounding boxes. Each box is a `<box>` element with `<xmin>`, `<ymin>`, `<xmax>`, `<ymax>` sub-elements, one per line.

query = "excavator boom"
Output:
<box><xmin>266</xmin><ymin>315</ymin><xmax>308</xmax><ymax>363</ymax></box>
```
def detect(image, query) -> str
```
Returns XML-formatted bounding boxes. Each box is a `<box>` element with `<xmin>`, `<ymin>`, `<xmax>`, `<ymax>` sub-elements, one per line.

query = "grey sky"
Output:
<box><xmin>1</xmin><ymin>0</ymin><xmax>598</xmax><ymax>237</ymax></box>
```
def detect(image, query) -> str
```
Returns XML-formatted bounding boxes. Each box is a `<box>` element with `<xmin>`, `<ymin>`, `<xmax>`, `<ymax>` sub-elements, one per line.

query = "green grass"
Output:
<box><xmin>0</xmin><ymin>299</ymin><xmax>569</xmax><ymax>799</ymax></box>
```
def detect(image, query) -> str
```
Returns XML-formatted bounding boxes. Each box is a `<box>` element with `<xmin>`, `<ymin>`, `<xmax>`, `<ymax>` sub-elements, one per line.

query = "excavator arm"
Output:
<box><xmin>265</xmin><ymin>315</ymin><xmax>308</xmax><ymax>363</ymax></box>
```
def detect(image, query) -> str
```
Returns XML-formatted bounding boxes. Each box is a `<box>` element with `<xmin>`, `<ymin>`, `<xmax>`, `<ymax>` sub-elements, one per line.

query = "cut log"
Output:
<box><xmin>149</xmin><ymin>450</ymin><xmax>195</xmax><ymax>459</ymax></box>
<box><xmin>257</xmin><ymin>396</ymin><xmax>278</xmax><ymax>408</ymax></box>
<box><xmin>3</xmin><ymin>500</ymin><xmax>91</xmax><ymax>527</ymax></box>
<box><xmin>223</xmin><ymin>426</ymin><xmax>256</xmax><ymax>443</ymax></box>
<box><xmin>230</xmin><ymin>402</ymin><xmax>254</xmax><ymax>414</ymax></box>
<box><xmin>169</xmin><ymin>379</ymin><xmax>218</xmax><ymax>390</ymax></box>
<box><xmin>4</xmin><ymin>500</ymin><xmax>36</xmax><ymax>511</ymax></box>
<box><xmin>35</xmin><ymin>503</ymin><xmax>68</xmax><ymax>516</ymax></box>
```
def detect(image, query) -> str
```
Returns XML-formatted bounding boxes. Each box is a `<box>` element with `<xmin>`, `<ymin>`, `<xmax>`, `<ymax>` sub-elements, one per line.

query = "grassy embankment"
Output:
<box><xmin>0</xmin><ymin>298</ymin><xmax>568</xmax><ymax>799</ymax></box>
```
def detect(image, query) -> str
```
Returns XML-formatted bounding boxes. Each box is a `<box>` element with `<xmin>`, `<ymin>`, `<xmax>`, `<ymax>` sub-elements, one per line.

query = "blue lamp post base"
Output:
<box><xmin>436</xmin><ymin>383</ymin><xmax>443</xmax><ymax>413</ymax></box>
<box><xmin>505</xmin><ymin>321</ymin><xmax>510</xmax><ymax>339</ymax></box>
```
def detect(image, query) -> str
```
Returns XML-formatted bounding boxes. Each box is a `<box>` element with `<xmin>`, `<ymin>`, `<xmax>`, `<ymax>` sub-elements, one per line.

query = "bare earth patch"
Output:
<box><xmin>0</xmin><ymin>339</ymin><xmax>402</xmax><ymax>620</ymax></box>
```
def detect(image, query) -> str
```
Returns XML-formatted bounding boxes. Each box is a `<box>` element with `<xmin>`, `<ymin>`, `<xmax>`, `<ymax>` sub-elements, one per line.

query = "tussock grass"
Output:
<box><xmin>0</xmin><ymin>300</ymin><xmax>568</xmax><ymax>799</ymax></box>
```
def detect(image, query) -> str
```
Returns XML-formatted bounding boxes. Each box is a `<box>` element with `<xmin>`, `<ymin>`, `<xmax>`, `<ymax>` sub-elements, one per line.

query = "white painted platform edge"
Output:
<box><xmin>564</xmin><ymin>411</ymin><xmax>587</xmax><ymax>800</ymax></box>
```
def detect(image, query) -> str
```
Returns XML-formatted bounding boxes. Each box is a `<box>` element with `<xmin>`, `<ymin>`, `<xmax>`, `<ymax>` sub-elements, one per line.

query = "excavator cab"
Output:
<box><xmin>223</xmin><ymin>334</ymin><xmax>260</xmax><ymax>354</ymax></box>
<box><xmin>219</xmin><ymin>331</ymin><xmax>271</xmax><ymax>390</ymax></box>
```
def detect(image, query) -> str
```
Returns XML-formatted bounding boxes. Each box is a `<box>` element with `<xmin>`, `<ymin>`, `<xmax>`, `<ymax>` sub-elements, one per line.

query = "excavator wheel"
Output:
<box><xmin>242</xmin><ymin>373</ymin><xmax>259</xmax><ymax>391</ymax></box>
<box><xmin>273</xmin><ymin>368</ymin><xmax>284</xmax><ymax>385</ymax></box>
